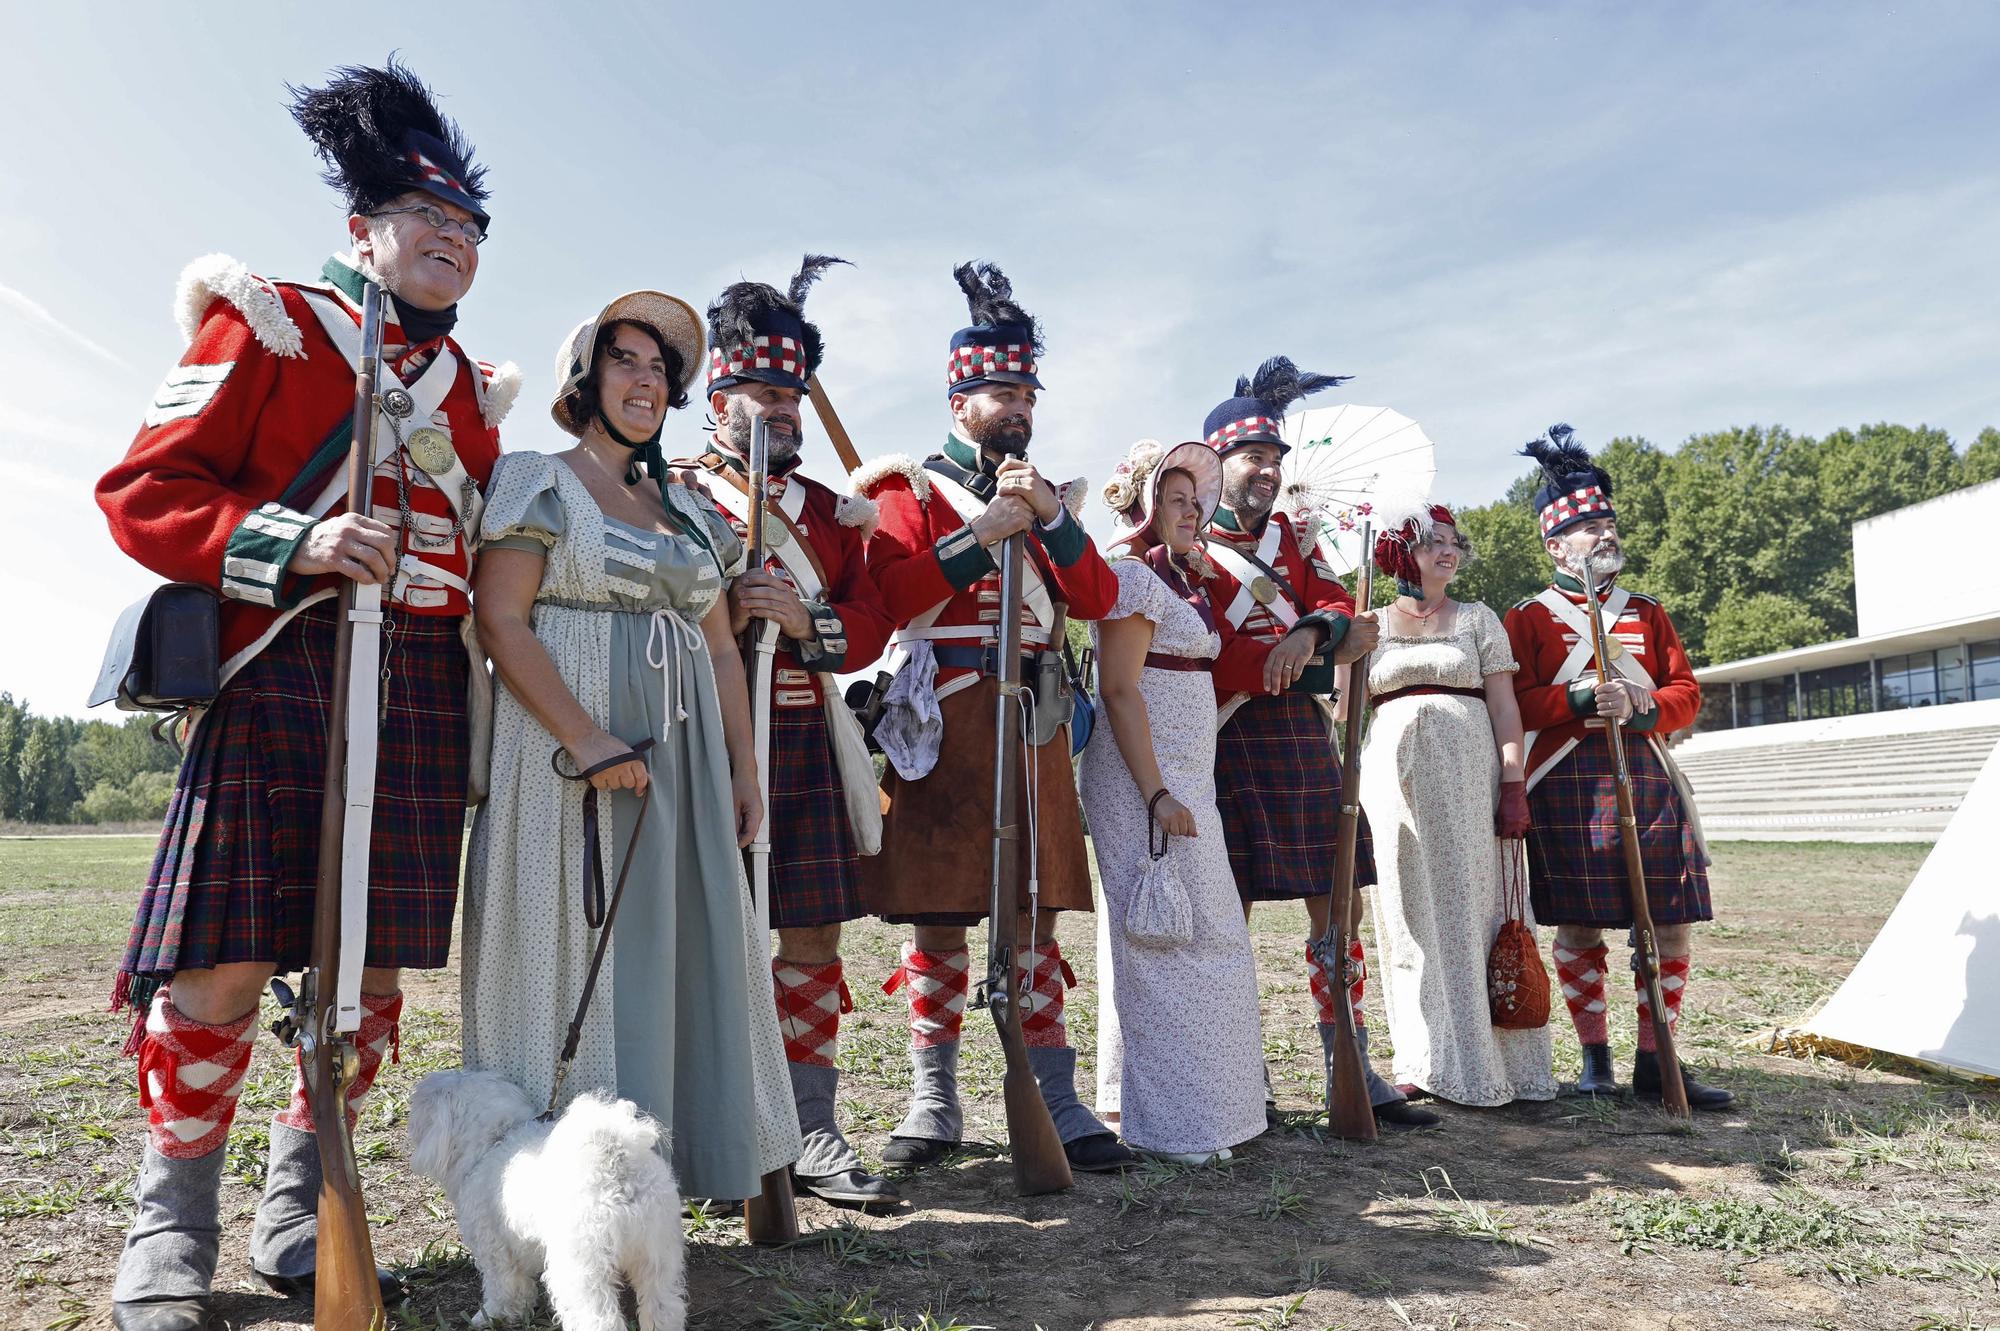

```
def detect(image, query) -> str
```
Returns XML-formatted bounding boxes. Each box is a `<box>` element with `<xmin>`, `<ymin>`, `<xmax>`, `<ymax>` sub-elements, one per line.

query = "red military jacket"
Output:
<box><xmin>853</xmin><ymin>436</ymin><xmax>1115</xmax><ymax>690</ymax></box>
<box><xmin>1504</xmin><ymin>573</ymin><xmax>1701</xmax><ymax>786</ymax></box>
<box><xmin>1204</xmin><ymin>506</ymin><xmax>1356</xmax><ymax>704</ymax></box>
<box><xmin>680</xmin><ymin>450</ymin><xmax>894</xmax><ymax>706</ymax></box>
<box><xmin>97</xmin><ymin>254</ymin><xmax>516</xmax><ymax>679</ymax></box>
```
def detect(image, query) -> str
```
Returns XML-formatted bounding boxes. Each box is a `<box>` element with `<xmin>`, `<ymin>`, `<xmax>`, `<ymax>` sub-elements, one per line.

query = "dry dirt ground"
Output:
<box><xmin>1</xmin><ymin>836</ymin><xmax>1995</xmax><ymax>1331</ymax></box>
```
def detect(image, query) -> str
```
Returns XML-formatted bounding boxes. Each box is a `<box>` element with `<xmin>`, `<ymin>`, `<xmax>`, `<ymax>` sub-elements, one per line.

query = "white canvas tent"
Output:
<box><xmin>1804</xmin><ymin>740</ymin><xmax>2000</xmax><ymax>1077</ymax></box>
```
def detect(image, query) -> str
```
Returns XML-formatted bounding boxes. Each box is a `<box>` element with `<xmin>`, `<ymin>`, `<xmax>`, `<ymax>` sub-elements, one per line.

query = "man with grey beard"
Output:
<box><xmin>681</xmin><ymin>258</ymin><xmax>902</xmax><ymax>1206</ymax></box>
<box><xmin>1505</xmin><ymin>425</ymin><xmax>1733</xmax><ymax>1110</ymax></box>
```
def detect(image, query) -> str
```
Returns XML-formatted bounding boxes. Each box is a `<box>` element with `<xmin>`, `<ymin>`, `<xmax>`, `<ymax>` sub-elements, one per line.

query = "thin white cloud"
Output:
<box><xmin>0</xmin><ymin>283</ymin><xmax>130</xmax><ymax>369</ymax></box>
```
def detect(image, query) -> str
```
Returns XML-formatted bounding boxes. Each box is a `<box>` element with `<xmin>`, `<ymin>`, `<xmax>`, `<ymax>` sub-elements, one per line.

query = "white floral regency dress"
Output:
<box><xmin>1359</xmin><ymin>600</ymin><xmax>1556</xmax><ymax>1106</ymax></box>
<box><xmin>1079</xmin><ymin>555</ymin><xmax>1266</xmax><ymax>1154</ymax></box>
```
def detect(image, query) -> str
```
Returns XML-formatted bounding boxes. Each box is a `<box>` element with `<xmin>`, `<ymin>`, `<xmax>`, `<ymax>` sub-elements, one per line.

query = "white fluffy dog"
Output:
<box><xmin>408</xmin><ymin>1069</ymin><xmax>687</xmax><ymax>1331</ymax></box>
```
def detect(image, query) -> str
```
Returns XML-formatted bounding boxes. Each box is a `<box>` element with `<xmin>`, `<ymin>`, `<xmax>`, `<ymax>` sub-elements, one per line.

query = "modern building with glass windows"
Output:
<box><xmin>1693</xmin><ymin>479</ymin><xmax>2000</xmax><ymax>731</ymax></box>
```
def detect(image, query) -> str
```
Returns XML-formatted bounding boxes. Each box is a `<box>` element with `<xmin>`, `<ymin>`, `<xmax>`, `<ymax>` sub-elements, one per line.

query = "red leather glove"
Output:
<box><xmin>1495</xmin><ymin>779</ymin><xmax>1531</xmax><ymax>839</ymax></box>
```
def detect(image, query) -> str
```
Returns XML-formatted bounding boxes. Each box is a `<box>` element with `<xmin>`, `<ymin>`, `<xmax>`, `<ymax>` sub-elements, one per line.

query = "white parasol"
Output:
<box><xmin>1277</xmin><ymin>404</ymin><xmax>1438</xmax><ymax>576</ymax></box>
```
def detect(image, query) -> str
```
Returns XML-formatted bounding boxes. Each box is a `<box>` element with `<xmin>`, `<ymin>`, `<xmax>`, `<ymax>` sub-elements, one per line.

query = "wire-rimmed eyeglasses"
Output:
<box><xmin>370</xmin><ymin>203</ymin><xmax>486</xmax><ymax>246</ymax></box>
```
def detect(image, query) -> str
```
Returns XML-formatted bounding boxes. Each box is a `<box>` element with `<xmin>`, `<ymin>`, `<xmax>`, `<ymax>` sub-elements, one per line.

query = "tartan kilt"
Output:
<box><xmin>1525</xmin><ymin>732</ymin><xmax>1711</xmax><ymax>927</ymax></box>
<box><xmin>115</xmin><ymin>601</ymin><xmax>469</xmax><ymax>1009</ymax></box>
<box><xmin>761</xmin><ymin>702</ymin><xmax>862</xmax><ymax>929</ymax></box>
<box><xmin>1216</xmin><ymin>692</ymin><xmax>1377</xmax><ymax>903</ymax></box>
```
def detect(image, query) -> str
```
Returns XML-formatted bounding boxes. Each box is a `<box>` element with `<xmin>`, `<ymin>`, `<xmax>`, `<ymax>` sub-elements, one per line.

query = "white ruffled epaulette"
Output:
<box><xmin>848</xmin><ymin>453</ymin><xmax>930</xmax><ymax>504</ymax></box>
<box><xmin>1057</xmin><ymin>477</ymin><xmax>1087</xmax><ymax>519</ymax></box>
<box><xmin>477</xmin><ymin>360</ymin><xmax>522</xmax><ymax>429</ymax></box>
<box><xmin>834</xmin><ymin>492</ymin><xmax>880</xmax><ymax>544</ymax></box>
<box><xmin>174</xmin><ymin>254</ymin><xmax>303</xmax><ymax>358</ymax></box>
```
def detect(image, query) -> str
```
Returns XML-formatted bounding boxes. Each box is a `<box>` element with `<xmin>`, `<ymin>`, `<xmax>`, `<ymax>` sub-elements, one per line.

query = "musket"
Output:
<box><xmin>984</xmin><ymin>529</ymin><xmax>1074</xmax><ymax>1195</ymax></box>
<box><xmin>805</xmin><ymin>373</ymin><xmax>863</xmax><ymax>475</ymax></box>
<box><xmin>737</xmin><ymin>412</ymin><xmax>801</xmax><ymax>1245</ymax></box>
<box><xmin>745</xmin><ymin>415</ymin><xmax>779</xmax><ymax>930</ymax></box>
<box><xmin>1311</xmin><ymin>521</ymin><xmax>1380</xmax><ymax>1142</ymax></box>
<box><xmin>1580</xmin><ymin>551</ymin><xmax>1691</xmax><ymax>1119</ymax></box>
<box><xmin>270</xmin><ymin>279</ymin><xmax>387</xmax><ymax>1329</ymax></box>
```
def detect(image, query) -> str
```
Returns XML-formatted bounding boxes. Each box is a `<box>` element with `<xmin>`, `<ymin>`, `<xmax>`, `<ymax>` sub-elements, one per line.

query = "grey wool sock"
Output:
<box><xmin>892</xmin><ymin>1040</ymin><xmax>963</xmax><ymax>1143</ymax></box>
<box><xmin>1318</xmin><ymin>1021</ymin><xmax>1407</xmax><ymax>1110</ymax></box>
<box><xmin>248</xmin><ymin>1120</ymin><xmax>320</xmax><ymax>1279</ymax></box>
<box><xmin>1027</xmin><ymin>1044</ymin><xmax>1112</xmax><ymax>1144</ymax></box>
<box><xmin>789</xmin><ymin>1061</ymin><xmax>867</xmax><ymax>1179</ymax></box>
<box><xmin>112</xmin><ymin>1143</ymin><xmax>229</xmax><ymax>1302</ymax></box>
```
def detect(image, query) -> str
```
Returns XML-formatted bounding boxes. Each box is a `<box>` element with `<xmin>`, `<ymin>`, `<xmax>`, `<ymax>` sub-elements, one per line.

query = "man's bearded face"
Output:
<box><xmin>1551</xmin><ymin>518</ymin><xmax>1623</xmax><ymax>577</ymax></box>
<box><xmin>718</xmin><ymin>386</ymin><xmax>804</xmax><ymax>469</ymax></box>
<box><xmin>957</xmin><ymin>384</ymin><xmax>1035</xmax><ymax>457</ymax></box>
<box><xmin>1220</xmin><ymin>443</ymin><xmax>1283</xmax><ymax>520</ymax></box>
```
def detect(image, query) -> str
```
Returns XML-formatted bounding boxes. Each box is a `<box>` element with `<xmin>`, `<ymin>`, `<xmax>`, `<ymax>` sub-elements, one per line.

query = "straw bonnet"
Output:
<box><xmin>1104</xmin><ymin>438</ymin><xmax>1223</xmax><ymax>549</ymax></box>
<box><xmin>549</xmin><ymin>290</ymin><xmax>705</xmax><ymax>437</ymax></box>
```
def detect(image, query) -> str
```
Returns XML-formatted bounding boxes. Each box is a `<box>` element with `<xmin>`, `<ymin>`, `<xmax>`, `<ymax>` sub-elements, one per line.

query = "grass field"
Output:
<box><xmin>0</xmin><ymin>836</ymin><xmax>1994</xmax><ymax>1331</ymax></box>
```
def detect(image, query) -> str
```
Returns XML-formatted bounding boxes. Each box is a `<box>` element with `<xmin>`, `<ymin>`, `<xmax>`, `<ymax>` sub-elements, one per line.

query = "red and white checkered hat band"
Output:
<box><xmin>1539</xmin><ymin>485</ymin><xmax>1613</xmax><ymax>535</ymax></box>
<box><xmin>946</xmin><ymin>343</ymin><xmax>1036</xmax><ymax>388</ymax></box>
<box><xmin>1205</xmin><ymin>415</ymin><xmax>1282</xmax><ymax>451</ymax></box>
<box><xmin>405</xmin><ymin>150</ymin><xmax>466</xmax><ymax>193</ymax></box>
<box><xmin>708</xmin><ymin>334</ymin><xmax>809</xmax><ymax>385</ymax></box>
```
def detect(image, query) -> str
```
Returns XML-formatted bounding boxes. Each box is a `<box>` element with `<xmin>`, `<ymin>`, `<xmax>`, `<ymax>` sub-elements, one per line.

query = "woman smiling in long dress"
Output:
<box><xmin>461</xmin><ymin>292</ymin><xmax>800</xmax><ymax>1201</ymax></box>
<box><xmin>1081</xmin><ymin>440</ymin><xmax>1266</xmax><ymax>1164</ymax></box>
<box><xmin>1358</xmin><ymin>504</ymin><xmax>1555</xmax><ymax>1107</ymax></box>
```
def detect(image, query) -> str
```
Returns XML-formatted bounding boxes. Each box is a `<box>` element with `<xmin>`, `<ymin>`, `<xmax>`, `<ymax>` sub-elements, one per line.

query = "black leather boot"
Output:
<box><xmin>1575</xmin><ymin>1042</ymin><xmax>1619</xmax><ymax>1096</ymax></box>
<box><xmin>110</xmin><ymin>1298</ymin><xmax>220</xmax><ymax>1331</ymax></box>
<box><xmin>1633</xmin><ymin>1050</ymin><xmax>1736</xmax><ymax>1111</ymax></box>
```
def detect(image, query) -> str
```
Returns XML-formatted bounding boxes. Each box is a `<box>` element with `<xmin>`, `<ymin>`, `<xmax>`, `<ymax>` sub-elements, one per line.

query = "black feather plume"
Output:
<box><xmin>706</xmin><ymin>283</ymin><xmax>769</xmax><ymax>362</ymax></box>
<box><xmin>788</xmin><ymin>254</ymin><xmax>850</xmax><ymax>308</ymax></box>
<box><xmin>952</xmin><ymin>260</ymin><xmax>1043</xmax><ymax>353</ymax></box>
<box><xmin>288</xmin><ymin>57</ymin><xmax>488</xmax><ymax>215</ymax></box>
<box><xmin>1519</xmin><ymin>423</ymin><xmax>1612</xmax><ymax>496</ymax></box>
<box><xmin>1239</xmin><ymin>356</ymin><xmax>1352</xmax><ymax>415</ymax></box>
<box><xmin>706</xmin><ymin>255</ymin><xmax>848</xmax><ymax>379</ymax></box>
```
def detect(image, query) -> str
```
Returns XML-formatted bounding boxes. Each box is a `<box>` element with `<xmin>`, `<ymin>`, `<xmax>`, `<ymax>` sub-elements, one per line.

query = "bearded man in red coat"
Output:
<box><xmin>851</xmin><ymin>262</ymin><xmax>1135</xmax><ymax>1175</ymax></box>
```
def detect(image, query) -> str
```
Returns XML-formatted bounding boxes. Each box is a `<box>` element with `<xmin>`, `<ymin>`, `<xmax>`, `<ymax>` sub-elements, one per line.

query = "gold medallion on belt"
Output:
<box><xmin>405</xmin><ymin>427</ymin><xmax>458</xmax><ymax>478</ymax></box>
<box><xmin>1250</xmin><ymin>575</ymin><xmax>1278</xmax><ymax>605</ymax></box>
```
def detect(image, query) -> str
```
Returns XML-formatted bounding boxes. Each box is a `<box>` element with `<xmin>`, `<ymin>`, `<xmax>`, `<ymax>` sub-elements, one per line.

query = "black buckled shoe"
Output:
<box><xmin>1064</xmin><ymin>1132</ymin><xmax>1139</xmax><ymax>1173</ymax></box>
<box><xmin>794</xmin><ymin>1166</ymin><xmax>903</xmax><ymax>1211</ymax></box>
<box><xmin>1373</xmin><ymin>1099</ymin><xmax>1442</xmax><ymax>1129</ymax></box>
<box><xmin>111</xmin><ymin>1298</ymin><xmax>221</xmax><ymax>1331</ymax></box>
<box><xmin>1633</xmin><ymin>1051</ymin><xmax>1736</xmax><ymax>1111</ymax></box>
<box><xmin>880</xmin><ymin>1135</ymin><xmax>958</xmax><ymax>1168</ymax></box>
<box><xmin>1574</xmin><ymin>1042</ymin><xmax>1619</xmax><ymax>1097</ymax></box>
<box><xmin>253</xmin><ymin>1266</ymin><xmax>406</xmax><ymax>1306</ymax></box>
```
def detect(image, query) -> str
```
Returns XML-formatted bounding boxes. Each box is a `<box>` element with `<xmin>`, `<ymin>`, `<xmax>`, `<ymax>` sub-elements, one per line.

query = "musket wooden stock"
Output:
<box><xmin>987</xmin><ymin>533</ymin><xmax>1074</xmax><ymax>1195</ymax></box>
<box><xmin>1580</xmin><ymin>561</ymin><xmax>1691</xmax><ymax>1119</ymax></box>
<box><xmin>739</xmin><ymin>416</ymin><xmax>801</xmax><ymax>1245</ymax></box>
<box><xmin>306</xmin><ymin>282</ymin><xmax>387</xmax><ymax>1329</ymax></box>
<box><xmin>1321</xmin><ymin>530</ymin><xmax>1379</xmax><ymax>1142</ymax></box>
<box><xmin>805</xmin><ymin>373</ymin><xmax>864</xmax><ymax>475</ymax></box>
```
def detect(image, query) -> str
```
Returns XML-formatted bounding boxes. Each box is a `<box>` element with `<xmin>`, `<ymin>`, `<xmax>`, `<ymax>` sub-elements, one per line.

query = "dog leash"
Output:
<box><xmin>541</xmin><ymin>737</ymin><xmax>657</xmax><ymax>1121</ymax></box>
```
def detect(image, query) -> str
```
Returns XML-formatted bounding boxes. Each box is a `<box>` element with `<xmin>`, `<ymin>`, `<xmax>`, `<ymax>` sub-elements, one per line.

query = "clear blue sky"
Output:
<box><xmin>4</xmin><ymin>2</ymin><xmax>1997</xmax><ymax>717</ymax></box>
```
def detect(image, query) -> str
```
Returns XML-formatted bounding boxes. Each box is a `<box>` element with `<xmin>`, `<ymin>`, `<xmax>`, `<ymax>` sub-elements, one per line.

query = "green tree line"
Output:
<box><xmin>0</xmin><ymin>694</ymin><xmax>180</xmax><ymax>825</ymax></box>
<box><xmin>1450</xmin><ymin>423</ymin><xmax>2000</xmax><ymax>665</ymax></box>
<box><xmin>8</xmin><ymin>420</ymin><xmax>1997</xmax><ymax>823</ymax></box>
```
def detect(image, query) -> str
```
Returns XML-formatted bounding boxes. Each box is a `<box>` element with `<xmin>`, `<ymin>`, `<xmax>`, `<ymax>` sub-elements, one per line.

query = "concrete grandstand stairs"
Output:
<box><xmin>1673</xmin><ymin>722</ymin><xmax>2000</xmax><ymax>842</ymax></box>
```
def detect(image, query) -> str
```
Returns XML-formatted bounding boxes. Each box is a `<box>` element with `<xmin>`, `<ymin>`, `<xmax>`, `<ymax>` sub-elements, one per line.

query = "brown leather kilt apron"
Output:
<box><xmin>860</xmin><ymin>679</ymin><xmax>1094</xmax><ymax>924</ymax></box>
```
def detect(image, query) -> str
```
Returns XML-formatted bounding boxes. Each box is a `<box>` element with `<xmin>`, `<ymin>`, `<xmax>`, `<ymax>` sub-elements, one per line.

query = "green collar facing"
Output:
<box><xmin>940</xmin><ymin>433</ymin><xmax>980</xmax><ymax>472</ymax></box>
<box><xmin>1213</xmin><ymin>505</ymin><xmax>1266</xmax><ymax>536</ymax></box>
<box><xmin>321</xmin><ymin>255</ymin><xmax>367</xmax><ymax>304</ymax></box>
